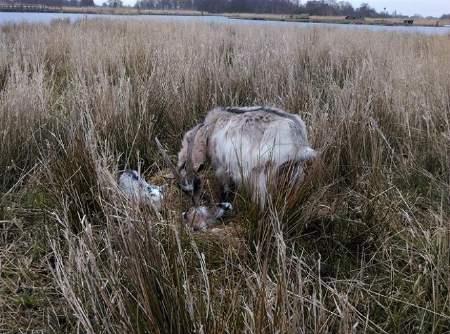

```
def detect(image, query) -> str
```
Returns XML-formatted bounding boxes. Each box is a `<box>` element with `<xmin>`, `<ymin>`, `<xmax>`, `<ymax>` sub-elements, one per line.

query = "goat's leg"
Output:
<box><xmin>220</xmin><ymin>180</ymin><xmax>236</xmax><ymax>203</ymax></box>
<box><xmin>216</xmin><ymin>168</ymin><xmax>236</xmax><ymax>203</ymax></box>
<box><xmin>276</xmin><ymin>160</ymin><xmax>305</xmax><ymax>194</ymax></box>
<box><xmin>251</xmin><ymin>169</ymin><xmax>268</xmax><ymax>209</ymax></box>
<box><xmin>214</xmin><ymin>202</ymin><xmax>233</xmax><ymax>219</ymax></box>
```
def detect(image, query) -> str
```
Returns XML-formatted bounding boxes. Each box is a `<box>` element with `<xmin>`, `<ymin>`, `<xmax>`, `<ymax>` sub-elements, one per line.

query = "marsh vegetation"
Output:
<box><xmin>0</xmin><ymin>19</ymin><xmax>449</xmax><ymax>333</ymax></box>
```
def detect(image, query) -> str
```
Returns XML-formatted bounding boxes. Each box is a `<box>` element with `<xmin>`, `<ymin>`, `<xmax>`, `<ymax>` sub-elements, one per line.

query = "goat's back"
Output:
<box><xmin>207</xmin><ymin>107</ymin><xmax>314</xmax><ymax>174</ymax></box>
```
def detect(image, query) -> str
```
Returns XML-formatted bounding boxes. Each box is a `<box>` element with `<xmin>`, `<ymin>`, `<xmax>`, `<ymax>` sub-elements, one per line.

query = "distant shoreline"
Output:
<box><xmin>226</xmin><ymin>13</ymin><xmax>449</xmax><ymax>28</ymax></box>
<box><xmin>0</xmin><ymin>6</ymin><xmax>449</xmax><ymax>28</ymax></box>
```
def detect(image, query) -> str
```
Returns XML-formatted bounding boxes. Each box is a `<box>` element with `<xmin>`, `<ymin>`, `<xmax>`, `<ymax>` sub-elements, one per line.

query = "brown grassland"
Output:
<box><xmin>0</xmin><ymin>19</ymin><xmax>449</xmax><ymax>333</ymax></box>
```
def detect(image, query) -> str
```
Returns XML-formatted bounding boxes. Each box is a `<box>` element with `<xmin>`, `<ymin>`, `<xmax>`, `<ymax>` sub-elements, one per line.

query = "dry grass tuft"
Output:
<box><xmin>0</xmin><ymin>19</ymin><xmax>449</xmax><ymax>333</ymax></box>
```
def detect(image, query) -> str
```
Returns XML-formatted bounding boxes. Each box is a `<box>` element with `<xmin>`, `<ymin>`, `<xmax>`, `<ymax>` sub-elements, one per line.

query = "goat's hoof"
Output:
<box><xmin>218</xmin><ymin>202</ymin><xmax>233</xmax><ymax>211</ymax></box>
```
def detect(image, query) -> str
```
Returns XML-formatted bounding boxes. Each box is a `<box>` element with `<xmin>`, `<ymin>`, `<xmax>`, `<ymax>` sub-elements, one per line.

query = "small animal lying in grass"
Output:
<box><xmin>182</xmin><ymin>202</ymin><xmax>233</xmax><ymax>231</ymax></box>
<box><xmin>118</xmin><ymin>170</ymin><xmax>165</xmax><ymax>211</ymax></box>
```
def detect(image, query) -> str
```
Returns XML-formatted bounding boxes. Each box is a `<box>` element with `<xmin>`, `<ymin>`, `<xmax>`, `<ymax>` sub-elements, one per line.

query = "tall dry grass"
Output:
<box><xmin>0</xmin><ymin>19</ymin><xmax>449</xmax><ymax>333</ymax></box>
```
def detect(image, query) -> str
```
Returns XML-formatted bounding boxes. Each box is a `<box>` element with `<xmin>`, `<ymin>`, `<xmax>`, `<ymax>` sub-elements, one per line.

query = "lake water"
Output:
<box><xmin>1</xmin><ymin>12</ymin><xmax>450</xmax><ymax>36</ymax></box>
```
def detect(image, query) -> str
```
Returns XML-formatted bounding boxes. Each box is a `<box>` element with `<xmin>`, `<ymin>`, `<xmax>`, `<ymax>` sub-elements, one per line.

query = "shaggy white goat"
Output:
<box><xmin>177</xmin><ymin>106</ymin><xmax>317</xmax><ymax>207</ymax></box>
<box><xmin>118</xmin><ymin>170</ymin><xmax>165</xmax><ymax>211</ymax></box>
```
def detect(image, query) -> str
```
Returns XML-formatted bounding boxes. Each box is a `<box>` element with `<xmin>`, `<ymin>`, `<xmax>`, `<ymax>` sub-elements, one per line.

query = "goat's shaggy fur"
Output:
<box><xmin>177</xmin><ymin>106</ymin><xmax>317</xmax><ymax>206</ymax></box>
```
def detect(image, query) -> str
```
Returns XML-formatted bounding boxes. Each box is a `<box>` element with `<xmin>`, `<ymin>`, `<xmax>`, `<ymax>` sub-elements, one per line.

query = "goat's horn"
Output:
<box><xmin>154</xmin><ymin>137</ymin><xmax>181</xmax><ymax>181</ymax></box>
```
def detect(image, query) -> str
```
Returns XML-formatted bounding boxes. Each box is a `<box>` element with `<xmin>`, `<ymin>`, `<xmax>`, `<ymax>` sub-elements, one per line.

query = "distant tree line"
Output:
<box><xmin>8</xmin><ymin>0</ymin><xmax>445</xmax><ymax>18</ymax></box>
<box><xmin>135</xmin><ymin>0</ymin><xmax>194</xmax><ymax>9</ymax></box>
<box><xmin>301</xmin><ymin>1</ymin><xmax>382</xmax><ymax>17</ymax></box>
<box><xmin>10</xmin><ymin>0</ymin><xmax>94</xmax><ymax>6</ymax></box>
<box><xmin>192</xmin><ymin>0</ymin><xmax>297</xmax><ymax>14</ymax></box>
<box><xmin>102</xmin><ymin>0</ymin><xmax>122</xmax><ymax>7</ymax></box>
<box><xmin>135</xmin><ymin>0</ymin><xmax>391</xmax><ymax>17</ymax></box>
<box><xmin>135</xmin><ymin>0</ymin><xmax>302</xmax><ymax>13</ymax></box>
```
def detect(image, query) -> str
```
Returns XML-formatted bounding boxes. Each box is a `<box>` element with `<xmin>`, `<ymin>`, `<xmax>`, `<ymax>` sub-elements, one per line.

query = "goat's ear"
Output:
<box><xmin>191</xmin><ymin>126</ymin><xmax>208</xmax><ymax>171</ymax></box>
<box><xmin>299</xmin><ymin>146</ymin><xmax>318</xmax><ymax>162</ymax></box>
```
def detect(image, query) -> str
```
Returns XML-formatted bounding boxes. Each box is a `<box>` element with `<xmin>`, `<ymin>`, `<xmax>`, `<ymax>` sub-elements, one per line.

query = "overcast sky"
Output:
<box><xmin>347</xmin><ymin>0</ymin><xmax>449</xmax><ymax>17</ymax></box>
<box><xmin>93</xmin><ymin>1</ymin><xmax>450</xmax><ymax>17</ymax></box>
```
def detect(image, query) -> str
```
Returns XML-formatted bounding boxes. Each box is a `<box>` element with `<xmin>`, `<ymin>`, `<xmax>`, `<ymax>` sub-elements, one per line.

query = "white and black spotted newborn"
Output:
<box><xmin>118</xmin><ymin>170</ymin><xmax>165</xmax><ymax>211</ymax></box>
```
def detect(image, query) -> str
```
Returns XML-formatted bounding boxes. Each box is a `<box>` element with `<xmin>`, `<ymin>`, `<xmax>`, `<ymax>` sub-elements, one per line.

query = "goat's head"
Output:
<box><xmin>176</xmin><ymin>124</ymin><xmax>208</xmax><ymax>202</ymax></box>
<box><xmin>155</xmin><ymin>130</ymin><xmax>206</xmax><ymax>205</ymax></box>
<box><xmin>182</xmin><ymin>202</ymin><xmax>232</xmax><ymax>231</ymax></box>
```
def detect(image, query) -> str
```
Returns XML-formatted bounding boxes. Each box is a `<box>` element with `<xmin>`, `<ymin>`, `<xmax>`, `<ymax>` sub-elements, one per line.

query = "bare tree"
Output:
<box><xmin>107</xmin><ymin>0</ymin><xmax>122</xmax><ymax>7</ymax></box>
<box><xmin>80</xmin><ymin>0</ymin><xmax>95</xmax><ymax>6</ymax></box>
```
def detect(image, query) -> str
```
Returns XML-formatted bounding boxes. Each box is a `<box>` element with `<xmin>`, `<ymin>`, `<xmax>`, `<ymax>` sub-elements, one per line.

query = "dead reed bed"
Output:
<box><xmin>0</xmin><ymin>19</ymin><xmax>449</xmax><ymax>333</ymax></box>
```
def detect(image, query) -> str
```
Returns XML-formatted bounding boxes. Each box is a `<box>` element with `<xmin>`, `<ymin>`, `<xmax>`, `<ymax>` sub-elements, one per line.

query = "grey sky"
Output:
<box><xmin>347</xmin><ymin>0</ymin><xmax>449</xmax><ymax>17</ymax></box>
<box><xmin>94</xmin><ymin>1</ymin><xmax>450</xmax><ymax>17</ymax></box>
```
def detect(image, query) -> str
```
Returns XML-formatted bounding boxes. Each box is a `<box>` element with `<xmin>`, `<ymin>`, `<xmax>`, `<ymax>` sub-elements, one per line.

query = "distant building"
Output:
<box><xmin>345</xmin><ymin>15</ymin><xmax>364</xmax><ymax>20</ymax></box>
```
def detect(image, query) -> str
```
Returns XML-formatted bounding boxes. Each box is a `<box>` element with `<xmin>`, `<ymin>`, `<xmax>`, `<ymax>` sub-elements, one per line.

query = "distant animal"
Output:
<box><xmin>182</xmin><ymin>202</ymin><xmax>233</xmax><ymax>231</ymax></box>
<box><xmin>118</xmin><ymin>170</ymin><xmax>165</xmax><ymax>211</ymax></box>
<box><xmin>175</xmin><ymin>106</ymin><xmax>318</xmax><ymax>207</ymax></box>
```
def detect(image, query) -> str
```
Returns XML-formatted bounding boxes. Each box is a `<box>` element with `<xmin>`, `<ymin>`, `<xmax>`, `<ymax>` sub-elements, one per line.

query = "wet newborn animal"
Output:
<box><xmin>118</xmin><ymin>170</ymin><xmax>165</xmax><ymax>211</ymax></box>
<box><xmin>182</xmin><ymin>202</ymin><xmax>232</xmax><ymax>231</ymax></box>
